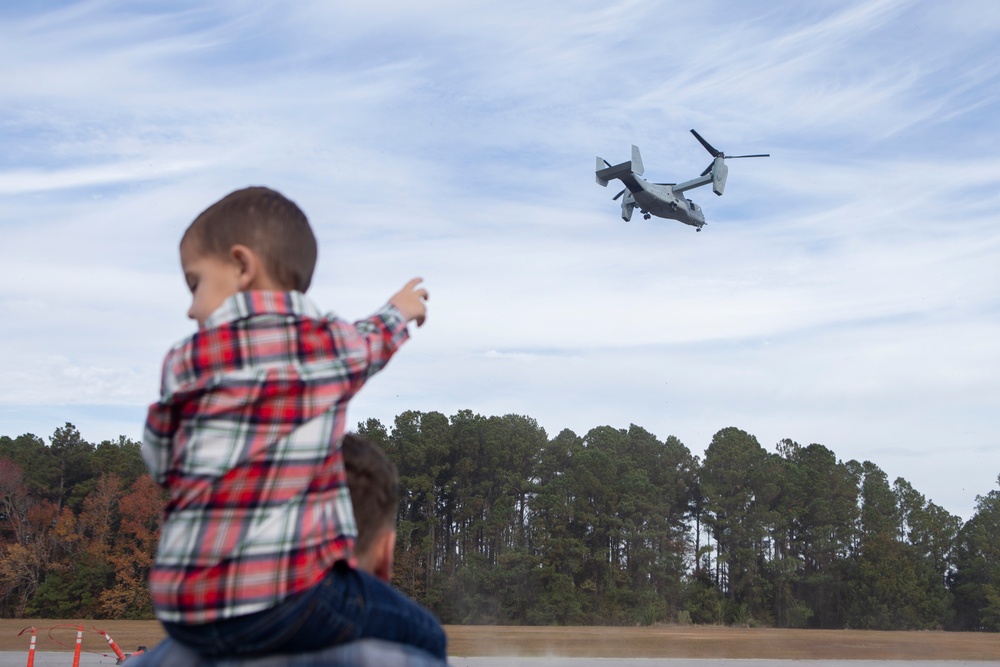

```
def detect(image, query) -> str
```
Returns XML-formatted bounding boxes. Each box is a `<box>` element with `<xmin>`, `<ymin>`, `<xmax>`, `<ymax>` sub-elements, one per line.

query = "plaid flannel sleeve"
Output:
<box><xmin>350</xmin><ymin>302</ymin><xmax>410</xmax><ymax>380</ymax></box>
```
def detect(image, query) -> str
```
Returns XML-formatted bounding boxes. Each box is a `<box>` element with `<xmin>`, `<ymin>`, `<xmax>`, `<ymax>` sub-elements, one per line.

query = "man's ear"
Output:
<box><xmin>372</xmin><ymin>529</ymin><xmax>397</xmax><ymax>582</ymax></box>
<box><xmin>230</xmin><ymin>244</ymin><xmax>262</xmax><ymax>290</ymax></box>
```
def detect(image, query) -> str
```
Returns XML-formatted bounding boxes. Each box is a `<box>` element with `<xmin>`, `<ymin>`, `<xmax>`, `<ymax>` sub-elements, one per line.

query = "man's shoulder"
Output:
<box><xmin>128</xmin><ymin>637</ymin><xmax>448</xmax><ymax>667</ymax></box>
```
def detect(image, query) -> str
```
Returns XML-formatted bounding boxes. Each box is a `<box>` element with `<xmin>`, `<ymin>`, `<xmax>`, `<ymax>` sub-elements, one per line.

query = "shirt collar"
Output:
<box><xmin>203</xmin><ymin>291</ymin><xmax>324</xmax><ymax>328</ymax></box>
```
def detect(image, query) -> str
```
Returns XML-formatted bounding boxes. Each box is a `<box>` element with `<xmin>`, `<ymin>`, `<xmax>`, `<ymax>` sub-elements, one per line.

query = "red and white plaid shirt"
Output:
<box><xmin>143</xmin><ymin>290</ymin><xmax>408</xmax><ymax>624</ymax></box>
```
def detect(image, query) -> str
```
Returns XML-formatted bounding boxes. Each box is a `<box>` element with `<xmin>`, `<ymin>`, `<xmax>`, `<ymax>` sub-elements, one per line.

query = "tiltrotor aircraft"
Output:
<box><xmin>596</xmin><ymin>129</ymin><xmax>769</xmax><ymax>231</ymax></box>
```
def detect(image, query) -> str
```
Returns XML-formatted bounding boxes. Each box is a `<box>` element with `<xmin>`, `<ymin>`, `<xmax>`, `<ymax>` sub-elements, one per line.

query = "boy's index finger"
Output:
<box><xmin>405</xmin><ymin>277</ymin><xmax>428</xmax><ymax>301</ymax></box>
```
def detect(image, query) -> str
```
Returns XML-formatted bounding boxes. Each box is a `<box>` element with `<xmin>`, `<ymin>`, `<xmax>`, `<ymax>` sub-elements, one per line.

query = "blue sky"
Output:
<box><xmin>1</xmin><ymin>0</ymin><xmax>998</xmax><ymax>520</ymax></box>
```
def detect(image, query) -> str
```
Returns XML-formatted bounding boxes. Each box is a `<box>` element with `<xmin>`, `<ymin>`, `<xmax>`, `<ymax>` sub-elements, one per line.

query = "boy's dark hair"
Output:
<box><xmin>342</xmin><ymin>434</ymin><xmax>398</xmax><ymax>556</ymax></box>
<box><xmin>182</xmin><ymin>186</ymin><xmax>318</xmax><ymax>292</ymax></box>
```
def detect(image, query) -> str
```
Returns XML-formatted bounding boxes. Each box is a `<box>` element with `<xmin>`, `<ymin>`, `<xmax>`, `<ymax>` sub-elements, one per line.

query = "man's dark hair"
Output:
<box><xmin>182</xmin><ymin>186</ymin><xmax>318</xmax><ymax>292</ymax></box>
<box><xmin>342</xmin><ymin>433</ymin><xmax>398</xmax><ymax>556</ymax></box>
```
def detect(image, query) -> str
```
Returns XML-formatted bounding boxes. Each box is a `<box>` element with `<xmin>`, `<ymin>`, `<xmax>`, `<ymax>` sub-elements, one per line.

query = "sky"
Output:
<box><xmin>1</xmin><ymin>0</ymin><xmax>998</xmax><ymax>521</ymax></box>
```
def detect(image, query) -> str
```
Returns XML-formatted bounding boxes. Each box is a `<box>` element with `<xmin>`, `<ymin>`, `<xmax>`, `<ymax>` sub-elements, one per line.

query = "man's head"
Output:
<box><xmin>179</xmin><ymin>187</ymin><xmax>318</xmax><ymax>326</ymax></box>
<box><xmin>342</xmin><ymin>433</ymin><xmax>398</xmax><ymax>582</ymax></box>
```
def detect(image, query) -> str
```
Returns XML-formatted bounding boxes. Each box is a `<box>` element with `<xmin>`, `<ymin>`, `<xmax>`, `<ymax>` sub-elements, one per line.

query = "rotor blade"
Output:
<box><xmin>700</xmin><ymin>162</ymin><xmax>714</xmax><ymax>176</ymax></box>
<box><xmin>612</xmin><ymin>188</ymin><xmax>626</xmax><ymax>201</ymax></box>
<box><xmin>726</xmin><ymin>153</ymin><xmax>770</xmax><ymax>159</ymax></box>
<box><xmin>690</xmin><ymin>129</ymin><xmax>722</xmax><ymax>158</ymax></box>
<box><xmin>602</xmin><ymin>159</ymin><xmax>613</xmax><ymax>167</ymax></box>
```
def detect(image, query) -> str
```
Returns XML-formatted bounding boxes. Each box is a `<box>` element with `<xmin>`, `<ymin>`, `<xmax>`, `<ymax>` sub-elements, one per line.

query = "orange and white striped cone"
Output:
<box><xmin>125</xmin><ymin>647</ymin><xmax>146</xmax><ymax>663</ymax></box>
<box><xmin>71</xmin><ymin>625</ymin><xmax>83</xmax><ymax>667</ymax></box>
<box><xmin>100</xmin><ymin>629</ymin><xmax>128</xmax><ymax>662</ymax></box>
<box><xmin>25</xmin><ymin>626</ymin><xmax>36</xmax><ymax>667</ymax></box>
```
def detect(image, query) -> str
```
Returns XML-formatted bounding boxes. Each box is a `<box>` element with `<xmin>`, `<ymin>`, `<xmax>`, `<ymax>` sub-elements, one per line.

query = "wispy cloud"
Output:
<box><xmin>2</xmin><ymin>0</ymin><xmax>999</xmax><ymax>519</ymax></box>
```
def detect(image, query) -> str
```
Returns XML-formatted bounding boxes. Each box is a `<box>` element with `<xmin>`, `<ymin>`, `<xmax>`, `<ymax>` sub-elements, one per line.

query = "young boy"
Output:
<box><xmin>142</xmin><ymin>186</ymin><xmax>446</xmax><ymax>660</ymax></box>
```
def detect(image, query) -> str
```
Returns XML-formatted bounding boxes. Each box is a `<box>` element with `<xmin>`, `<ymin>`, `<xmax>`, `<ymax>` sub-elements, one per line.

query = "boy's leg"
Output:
<box><xmin>161</xmin><ymin>588</ymin><xmax>324</xmax><ymax>658</ymax></box>
<box><xmin>163</xmin><ymin>562</ymin><xmax>446</xmax><ymax>660</ymax></box>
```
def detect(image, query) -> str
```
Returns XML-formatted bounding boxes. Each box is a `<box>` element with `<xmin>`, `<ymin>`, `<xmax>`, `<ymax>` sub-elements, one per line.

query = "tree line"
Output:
<box><xmin>2</xmin><ymin>416</ymin><xmax>999</xmax><ymax>630</ymax></box>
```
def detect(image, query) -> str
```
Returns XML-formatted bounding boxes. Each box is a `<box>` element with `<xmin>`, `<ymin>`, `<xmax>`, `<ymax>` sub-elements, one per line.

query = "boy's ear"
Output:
<box><xmin>230</xmin><ymin>244</ymin><xmax>262</xmax><ymax>290</ymax></box>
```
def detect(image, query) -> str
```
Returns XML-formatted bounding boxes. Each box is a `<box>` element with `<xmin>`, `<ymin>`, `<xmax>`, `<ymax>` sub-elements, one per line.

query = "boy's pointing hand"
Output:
<box><xmin>389</xmin><ymin>278</ymin><xmax>429</xmax><ymax>327</ymax></box>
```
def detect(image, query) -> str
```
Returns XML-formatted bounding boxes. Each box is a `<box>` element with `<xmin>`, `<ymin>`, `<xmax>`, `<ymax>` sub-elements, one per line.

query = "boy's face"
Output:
<box><xmin>180</xmin><ymin>239</ymin><xmax>242</xmax><ymax>328</ymax></box>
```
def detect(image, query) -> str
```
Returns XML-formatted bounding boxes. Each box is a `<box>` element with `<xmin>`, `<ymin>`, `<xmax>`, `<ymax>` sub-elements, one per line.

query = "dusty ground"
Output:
<box><xmin>446</xmin><ymin>625</ymin><xmax>1000</xmax><ymax>660</ymax></box>
<box><xmin>2</xmin><ymin>620</ymin><xmax>999</xmax><ymax>660</ymax></box>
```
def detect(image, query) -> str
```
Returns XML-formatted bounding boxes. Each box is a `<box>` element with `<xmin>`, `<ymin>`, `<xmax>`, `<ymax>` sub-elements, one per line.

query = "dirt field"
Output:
<box><xmin>2</xmin><ymin>620</ymin><xmax>999</xmax><ymax>660</ymax></box>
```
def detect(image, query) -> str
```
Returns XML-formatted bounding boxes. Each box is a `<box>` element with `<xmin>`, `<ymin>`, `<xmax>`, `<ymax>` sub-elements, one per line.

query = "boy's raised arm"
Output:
<box><xmin>343</xmin><ymin>278</ymin><xmax>428</xmax><ymax>385</ymax></box>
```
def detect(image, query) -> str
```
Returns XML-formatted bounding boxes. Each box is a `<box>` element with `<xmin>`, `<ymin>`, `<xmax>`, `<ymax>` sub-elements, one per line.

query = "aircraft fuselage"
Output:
<box><xmin>627</xmin><ymin>178</ymin><xmax>705</xmax><ymax>229</ymax></box>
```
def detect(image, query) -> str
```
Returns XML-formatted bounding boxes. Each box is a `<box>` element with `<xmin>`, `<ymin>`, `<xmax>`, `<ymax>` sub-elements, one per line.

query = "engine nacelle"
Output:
<box><xmin>712</xmin><ymin>158</ymin><xmax>728</xmax><ymax>196</ymax></box>
<box><xmin>620</xmin><ymin>191</ymin><xmax>636</xmax><ymax>222</ymax></box>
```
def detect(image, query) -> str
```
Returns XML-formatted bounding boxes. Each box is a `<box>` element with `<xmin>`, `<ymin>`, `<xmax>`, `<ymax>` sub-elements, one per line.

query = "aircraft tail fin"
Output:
<box><xmin>596</xmin><ymin>157</ymin><xmax>610</xmax><ymax>187</ymax></box>
<box><xmin>596</xmin><ymin>159</ymin><xmax>633</xmax><ymax>186</ymax></box>
<box><xmin>631</xmin><ymin>145</ymin><xmax>644</xmax><ymax>177</ymax></box>
<box><xmin>596</xmin><ymin>148</ymin><xmax>640</xmax><ymax>187</ymax></box>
